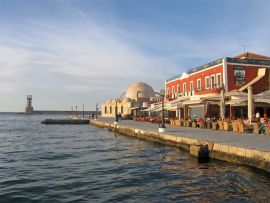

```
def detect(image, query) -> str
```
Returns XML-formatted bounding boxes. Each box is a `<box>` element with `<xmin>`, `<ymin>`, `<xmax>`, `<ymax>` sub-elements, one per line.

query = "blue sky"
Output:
<box><xmin>1</xmin><ymin>0</ymin><xmax>270</xmax><ymax>112</ymax></box>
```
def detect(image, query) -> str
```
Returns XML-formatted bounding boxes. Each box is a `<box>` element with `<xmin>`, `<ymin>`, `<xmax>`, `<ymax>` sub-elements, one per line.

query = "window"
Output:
<box><xmin>121</xmin><ymin>106</ymin><xmax>123</xmax><ymax>114</ymax></box>
<box><xmin>110</xmin><ymin>106</ymin><xmax>112</xmax><ymax>114</ymax></box>
<box><xmin>197</xmin><ymin>79</ymin><xmax>201</xmax><ymax>90</ymax></box>
<box><xmin>167</xmin><ymin>88</ymin><xmax>170</xmax><ymax>97</ymax></box>
<box><xmin>172</xmin><ymin>86</ymin><xmax>175</xmax><ymax>95</ymax></box>
<box><xmin>190</xmin><ymin>81</ymin><xmax>194</xmax><ymax>96</ymax></box>
<box><xmin>177</xmin><ymin>85</ymin><xmax>180</xmax><ymax>93</ymax></box>
<box><xmin>105</xmin><ymin>106</ymin><xmax>107</xmax><ymax>114</ymax></box>
<box><xmin>216</xmin><ymin>73</ymin><xmax>221</xmax><ymax>88</ymax></box>
<box><xmin>183</xmin><ymin>83</ymin><xmax>186</xmax><ymax>96</ymax></box>
<box><xmin>205</xmin><ymin>76</ymin><xmax>210</xmax><ymax>89</ymax></box>
<box><xmin>210</xmin><ymin>75</ymin><xmax>215</xmax><ymax>89</ymax></box>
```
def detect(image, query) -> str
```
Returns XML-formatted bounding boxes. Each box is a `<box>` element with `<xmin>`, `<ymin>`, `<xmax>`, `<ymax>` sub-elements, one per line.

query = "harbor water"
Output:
<box><xmin>0</xmin><ymin>113</ymin><xmax>270</xmax><ymax>202</ymax></box>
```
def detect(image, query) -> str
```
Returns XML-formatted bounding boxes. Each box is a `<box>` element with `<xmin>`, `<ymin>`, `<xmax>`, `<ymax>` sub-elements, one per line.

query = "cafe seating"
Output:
<box><xmin>252</xmin><ymin>122</ymin><xmax>260</xmax><ymax>134</ymax></box>
<box><xmin>212</xmin><ymin>121</ymin><xmax>218</xmax><ymax>130</ymax></box>
<box><xmin>223</xmin><ymin>121</ymin><xmax>231</xmax><ymax>131</ymax></box>
<box><xmin>218</xmin><ymin>121</ymin><xmax>224</xmax><ymax>131</ymax></box>
<box><xmin>232</xmin><ymin>121</ymin><xmax>239</xmax><ymax>132</ymax></box>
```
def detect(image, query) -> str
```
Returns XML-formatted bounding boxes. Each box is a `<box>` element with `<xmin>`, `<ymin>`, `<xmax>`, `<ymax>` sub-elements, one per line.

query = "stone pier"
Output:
<box><xmin>90</xmin><ymin>118</ymin><xmax>270</xmax><ymax>173</ymax></box>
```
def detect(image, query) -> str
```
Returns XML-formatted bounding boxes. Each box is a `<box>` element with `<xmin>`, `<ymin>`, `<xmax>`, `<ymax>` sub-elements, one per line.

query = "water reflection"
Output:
<box><xmin>0</xmin><ymin>114</ymin><xmax>270</xmax><ymax>202</ymax></box>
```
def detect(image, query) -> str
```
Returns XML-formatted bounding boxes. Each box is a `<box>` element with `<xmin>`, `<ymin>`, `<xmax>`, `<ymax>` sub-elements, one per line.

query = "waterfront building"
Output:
<box><xmin>101</xmin><ymin>82</ymin><xmax>159</xmax><ymax>117</ymax></box>
<box><xmin>164</xmin><ymin>52</ymin><xmax>270</xmax><ymax>119</ymax></box>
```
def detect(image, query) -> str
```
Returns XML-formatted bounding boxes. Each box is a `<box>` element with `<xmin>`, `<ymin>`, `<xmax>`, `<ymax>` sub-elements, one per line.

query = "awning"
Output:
<box><xmin>130</xmin><ymin>106</ymin><xmax>140</xmax><ymax>110</ymax></box>
<box><xmin>254</xmin><ymin>98</ymin><xmax>270</xmax><ymax>104</ymax></box>
<box><xmin>153</xmin><ymin>107</ymin><xmax>163</xmax><ymax>112</ymax></box>
<box><xmin>183</xmin><ymin>99</ymin><xmax>203</xmax><ymax>105</ymax></box>
<box><xmin>226</xmin><ymin>98</ymin><xmax>247</xmax><ymax>106</ymax></box>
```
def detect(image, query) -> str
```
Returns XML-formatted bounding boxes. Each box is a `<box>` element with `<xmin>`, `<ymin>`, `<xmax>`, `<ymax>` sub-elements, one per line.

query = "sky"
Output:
<box><xmin>1</xmin><ymin>0</ymin><xmax>270</xmax><ymax>112</ymax></box>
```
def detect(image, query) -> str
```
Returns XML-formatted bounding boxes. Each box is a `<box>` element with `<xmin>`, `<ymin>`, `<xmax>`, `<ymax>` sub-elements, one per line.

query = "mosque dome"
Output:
<box><xmin>125</xmin><ymin>82</ymin><xmax>155</xmax><ymax>100</ymax></box>
<box><xmin>122</xmin><ymin>98</ymin><xmax>132</xmax><ymax>103</ymax></box>
<box><xmin>106</xmin><ymin>99</ymin><xmax>112</xmax><ymax>104</ymax></box>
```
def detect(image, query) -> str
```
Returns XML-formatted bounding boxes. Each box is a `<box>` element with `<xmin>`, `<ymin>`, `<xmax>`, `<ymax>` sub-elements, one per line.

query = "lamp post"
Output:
<box><xmin>95</xmin><ymin>102</ymin><xmax>98</xmax><ymax>120</ymax></box>
<box><xmin>136</xmin><ymin>91</ymin><xmax>142</xmax><ymax>117</ymax></box>
<box><xmin>83</xmin><ymin>104</ymin><xmax>85</xmax><ymax>118</ymax></box>
<box><xmin>155</xmin><ymin>90</ymin><xmax>166</xmax><ymax>133</ymax></box>
<box><xmin>71</xmin><ymin>106</ymin><xmax>73</xmax><ymax>118</ymax></box>
<box><xmin>114</xmin><ymin>99</ymin><xmax>119</xmax><ymax>125</ymax></box>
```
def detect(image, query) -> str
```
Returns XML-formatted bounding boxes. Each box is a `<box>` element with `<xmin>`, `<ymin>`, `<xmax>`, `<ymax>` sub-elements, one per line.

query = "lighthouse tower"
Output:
<box><xmin>25</xmin><ymin>95</ymin><xmax>34</xmax><ymax>114</ymax></box>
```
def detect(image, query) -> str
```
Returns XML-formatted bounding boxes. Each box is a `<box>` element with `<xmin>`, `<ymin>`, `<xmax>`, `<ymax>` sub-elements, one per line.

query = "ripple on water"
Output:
<box><xmin>0</xmin><ymin>114</ymin><xmax>270</xmax><ymax>202</ymax></box>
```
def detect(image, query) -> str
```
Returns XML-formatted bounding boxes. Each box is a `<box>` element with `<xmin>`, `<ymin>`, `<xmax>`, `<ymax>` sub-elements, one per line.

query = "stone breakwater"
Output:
<box><xmin>90</xmin><ymin>120</ymin><xmax>270</xmax><ymax>173</ymax></box>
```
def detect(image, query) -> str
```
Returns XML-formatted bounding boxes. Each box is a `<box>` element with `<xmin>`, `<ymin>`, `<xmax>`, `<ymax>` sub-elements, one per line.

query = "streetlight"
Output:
<box><xmin>155</xmin><ymin>90</ymin><xmax>166</xmax><ymax>133</ymax></box>
<box><xmin>136</xmin><ymin>91</ymin><xmax>142</xmax><ymax>117</ymax></box>
<box><xmin>83</xmin><ymin>104</ymin><xmax>85</xmax><ymax>119</ymax></box>
<box><xmin>114</xmin><ymin>99</ymin><xmax>119</xmax><ymax>125</ymax></box>
<box><xmin>95</xmin><ymin>102</ymin><xmax>98</xmax><ymax>120</ymax></box>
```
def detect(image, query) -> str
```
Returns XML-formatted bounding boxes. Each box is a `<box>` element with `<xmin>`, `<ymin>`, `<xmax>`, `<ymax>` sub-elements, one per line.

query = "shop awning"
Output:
<box><xmin>183</xmin><ymin>99</ymin><xmax>203</xmax><ymax>105</ymax></box>
<box><xmin>254</xmin><ymin>98</ymin><xmax>270</xmax><ymax>104</ymax></box>
<box><xmin>226</xmin><ymin>98</ymin><xmax>247</xmax><ymax>106</ymax></box>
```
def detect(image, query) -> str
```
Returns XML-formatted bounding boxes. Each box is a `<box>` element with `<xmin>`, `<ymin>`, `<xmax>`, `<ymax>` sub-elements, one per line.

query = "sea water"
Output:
<box><xmin>0</xmin><ymin>113</ymin><xmax>270</xmax><ymax>202</ymax></box>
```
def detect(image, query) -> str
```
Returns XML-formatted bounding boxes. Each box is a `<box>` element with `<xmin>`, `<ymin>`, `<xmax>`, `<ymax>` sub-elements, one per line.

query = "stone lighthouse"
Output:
<box><xmin>25</xmin><ymin>95</ymin><xmax>34</xmax><ymax>114</ymax></box>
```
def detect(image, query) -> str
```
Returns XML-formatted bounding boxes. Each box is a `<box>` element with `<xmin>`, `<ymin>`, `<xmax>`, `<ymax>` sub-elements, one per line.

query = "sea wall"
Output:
<box><xmin>90</xmin><ymin>120</ymin><xmax>270</xmax><ymax>173</ymax></box>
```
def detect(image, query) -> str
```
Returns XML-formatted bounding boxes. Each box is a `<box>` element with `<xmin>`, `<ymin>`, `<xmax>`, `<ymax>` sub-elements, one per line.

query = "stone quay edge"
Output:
<box><xmin>90</xmin><ymin>120</ymin><xmax>270</xmax><ymax>173</ymax></box>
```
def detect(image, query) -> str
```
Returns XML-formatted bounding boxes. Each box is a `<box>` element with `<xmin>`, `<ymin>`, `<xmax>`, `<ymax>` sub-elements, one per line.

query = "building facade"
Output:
<box><xmin>165</xmin><ymin>52</ymin><xmax>270</xmax><ymax>99</ymax></box>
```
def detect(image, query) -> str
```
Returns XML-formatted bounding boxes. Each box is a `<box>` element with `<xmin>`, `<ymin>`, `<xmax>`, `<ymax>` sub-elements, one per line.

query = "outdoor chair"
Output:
<box><xmin>232</xmin><ymin>121</ymin><xmax>239</xmax><ymax>132</ymax></box>
<box><xmin>212</xmin><ymin>121</ymin><xmax>218</xmax><ymax>130</ymax></box>
<box><xmin>223</xmin><ymin>121</ymin><xmax>231</xmax><ymax>131</ymax></box>
<box><xmin>252</xmin><ymin>122</ymin><xmax>260</xmax><ymax>134</ymax></box>
<box><xmin>175</xmin><ymin>120</ymin><xmax>180</xmax><ymax>126</ymax></box>
<box><xmin>180</xmin><ymin>119</ymin><xmax>184</xmax><ymax>126</ymax></box>
<box><xmin>206</xmin><ymin>121</ymin><xmax>211</xmax><ymax>129</ymax></box>
<box><xmin>218</xmin><ymin>121</ymin><xmax>224</xmax><ymax>131</ymax></box>
<box><xmin>264</xmin><ymin>126</ymin><xmax>270</xmax><ymax>135</ymax></box>
<box><xmin>199</xmin><ymin>121</ymin><xmax>205</xmax><ymax>128</ymax></box>
<box><xmin>238</xmin><ymin>123</ymin><xmax>250</xmax><ymax>133</ymax></box>
<box><xmin>192</xmin><ymin>121</ymin><xmax>197</xmax><ymax>128</ymax></box>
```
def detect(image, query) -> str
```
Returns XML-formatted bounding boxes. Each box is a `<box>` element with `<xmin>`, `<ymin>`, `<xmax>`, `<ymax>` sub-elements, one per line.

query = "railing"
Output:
<box><xmin>167</xmin><ymin>83</ymin><xmax>225</xmax><ymax>98</ymax></box>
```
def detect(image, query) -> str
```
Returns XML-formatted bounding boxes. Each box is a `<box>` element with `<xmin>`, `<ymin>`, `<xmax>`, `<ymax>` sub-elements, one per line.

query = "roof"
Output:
<box><xmin>234</xmin><ymin>52</ymin><xmax>270</xmax><ymax>60</ymax></box>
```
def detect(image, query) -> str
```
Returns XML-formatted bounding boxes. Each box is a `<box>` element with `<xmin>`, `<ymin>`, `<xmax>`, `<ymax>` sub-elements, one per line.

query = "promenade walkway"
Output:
<box><xmin>97</xmin><ymin>117</ymin><xmax>270</xmax><ymax>152</ymax></box>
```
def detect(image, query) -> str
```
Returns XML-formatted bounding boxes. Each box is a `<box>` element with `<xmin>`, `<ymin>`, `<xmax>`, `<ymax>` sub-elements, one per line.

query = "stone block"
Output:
<box><xmin>228</xmin><ymin>146</ymin><xmax>237</xmax><ymax>155</ymax></box>
<box><xmin>245</xmin><ymin>149</ymin><xmax>254</xmax><ymax>158</ymax></box>
<box><xmin>262</xmin><ymin>152</ymin><xmax>270</xmax><ymax>162</ymax></box>
<box><xmin>190</xmin><ymin>144</ymin><xmax>209</xmax><ymax>159</ymax></box>
<box><xmin>252</xmin><ymin>150</ymin><xmax>264</xmax><ymax>160</ymax></box>
<box><xmin>236</xmin><ymin>147</ymin><xmax>246</xmax><ymax>157</ymax></box>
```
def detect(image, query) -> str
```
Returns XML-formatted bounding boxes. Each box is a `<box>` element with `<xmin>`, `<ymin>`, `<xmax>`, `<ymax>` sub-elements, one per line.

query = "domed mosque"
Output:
<box><xmin>101</xmin><ymin>82</ymin><xmax>158</xmax><ymax>117</ymax></box>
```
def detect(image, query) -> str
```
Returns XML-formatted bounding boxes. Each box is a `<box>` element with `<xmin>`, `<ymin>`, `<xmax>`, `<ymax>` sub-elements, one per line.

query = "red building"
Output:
<box><xmin>165</xmin><ymin>52</ymin><xmax>270</xmax><ymax>99</ymax></box>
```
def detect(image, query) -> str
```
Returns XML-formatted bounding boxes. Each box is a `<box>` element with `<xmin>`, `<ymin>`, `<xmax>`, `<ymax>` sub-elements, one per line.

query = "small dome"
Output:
<box><xmin>125</xmin><ymin>82</ymin><xmax>155</xmax><ymax>100</ymax></box>
<box><xmin>122</xmin><ymin>98</ymin><xmax>132</xmax><ymax>103</ymax></box>
<box><xmin>106</xmin><ymin>99</ymin><xmax>112</xmax><ymax>104</ymax></box>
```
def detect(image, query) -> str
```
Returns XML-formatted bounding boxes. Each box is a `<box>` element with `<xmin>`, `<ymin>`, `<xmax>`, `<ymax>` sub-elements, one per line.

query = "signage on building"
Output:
<box><xmin>234</xmin><ymin>66</ymin><xmax>245</xmax><ymax>85</ymax></box>
<box><xmin>142</xmin><ymin>102</ymin><xmax>148</xmax><ymax>108</ymax></box>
